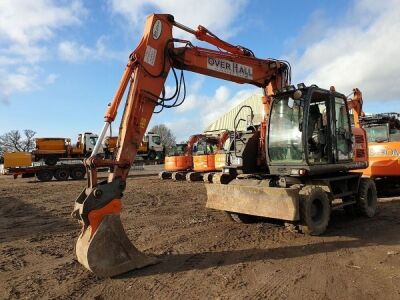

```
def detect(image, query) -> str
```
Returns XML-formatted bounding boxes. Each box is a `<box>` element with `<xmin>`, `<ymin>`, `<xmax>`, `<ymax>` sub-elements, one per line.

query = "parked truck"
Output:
<box><xmin>104</xmin><ymin>132</ymin><xmax>164</xmax><ymax>160</ymax></box>
<box><xmin>2</xmin><ymin>151</ymin><xmax>86</xmax><ymax>181</ymax></box>
<box><xmin>33</xmin><ymin>132</ymin><xmax>99</xmax><ymax>165</ymax></box>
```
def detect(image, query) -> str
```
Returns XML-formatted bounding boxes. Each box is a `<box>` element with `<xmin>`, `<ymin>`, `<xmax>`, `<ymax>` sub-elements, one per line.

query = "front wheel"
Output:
<box><xmin>147</xmin><ymin>151</ymin><xmax>156</xmax><ymax>160</ymax></box>
<box><xmin>36</xmin><ymin>170</ymin><xmax>53</xmax><ymax>182</ymax></box>
<box><xmin>299</xmin><ymin>186</ymin><xmax>331</xmax><ymax>235</ymax></box>
<box><xmin>356</xmin><ymin>178</ymin><xmax>377</xmax><ymax>217</ymax></box>
<box><xmin>70</xmin><ymin>167</ymin><xmax>86</xmax><ymax>180</ymax></box>
<box><xmin>54</xmin><ymin>168</ymin><xmax>69</xmax><ymax>181</ymax></box>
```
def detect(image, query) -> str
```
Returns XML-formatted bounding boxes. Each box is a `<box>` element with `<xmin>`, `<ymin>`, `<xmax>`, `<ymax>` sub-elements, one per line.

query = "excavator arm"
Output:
<box><xmin>347</xmin><ymin>88</ymin><xmax>364</xmax><ymax>127</ymax></box>
<box><xmin>72</xmin><ymin>13</ymin><xmax>290</xmax><ymax>277</ymax></box>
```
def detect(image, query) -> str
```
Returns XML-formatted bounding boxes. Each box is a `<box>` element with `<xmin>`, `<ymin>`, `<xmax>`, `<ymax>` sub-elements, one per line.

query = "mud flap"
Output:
<box><xmin>76</xmin><ymin>214</ymin><xmax>159</xmax><ymax>278</ymax></box>
<box><xmin>205</xmin><ymin>181</ymin><xmax>301</xmax><ymax>221</ymax></box>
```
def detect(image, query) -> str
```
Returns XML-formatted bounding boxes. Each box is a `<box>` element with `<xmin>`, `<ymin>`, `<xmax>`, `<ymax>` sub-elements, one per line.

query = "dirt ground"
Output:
<box><xmin>1</xmin><ymin>172</ymin><xmax>399</xmax><ymax>300</ymax></box>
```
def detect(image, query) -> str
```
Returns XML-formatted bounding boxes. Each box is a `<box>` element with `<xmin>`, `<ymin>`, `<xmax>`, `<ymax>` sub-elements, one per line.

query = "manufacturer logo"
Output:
<box><xmin>152</xmin><ymin>20</ymin><xmax>162</xmax><ymax>40</ymax></box>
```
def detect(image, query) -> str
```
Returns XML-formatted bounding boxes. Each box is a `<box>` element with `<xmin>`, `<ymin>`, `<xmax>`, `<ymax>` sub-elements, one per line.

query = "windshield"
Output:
<box><xmin>89</xmin><ymin>136</ymin><xmax>98</xmax><ymax>146</ymax></box>
<box><xmin>167</xmin><ymin>144</ymin><xmax>187</xmax><ymax>156</ymax></box>
<box><xmin>365</xmin><ymin>125</ymin><xmax>389</xmax><ymax>142</ymax></box>
<box><xmin>194</xmin><ymin>140</ymin><xmax>218</xmax><ymax>155</ymax></box>
<box><xmin>152</xmin><ymin>135</ymin><xmax>161</xmax><ymax>145</ymax></box>
<box><xmin>268</xmin><ymin>96</ymin><xmax>304</xmax><ymax>163</ymax></box>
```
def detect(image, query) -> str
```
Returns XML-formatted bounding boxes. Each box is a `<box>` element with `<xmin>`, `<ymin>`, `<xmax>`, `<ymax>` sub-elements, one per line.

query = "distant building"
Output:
<box><xmin>204</xmin><ymin>93</ymin><xmax>263</xmax><ymax>133</ymax></box>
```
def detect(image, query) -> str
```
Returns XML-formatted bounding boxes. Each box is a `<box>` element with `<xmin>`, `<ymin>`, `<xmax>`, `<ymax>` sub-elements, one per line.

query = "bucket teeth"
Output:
<box><xmin>76</xmin><ymin>214</ymin><xmax>158</xmax><ymax>278</ymax></box>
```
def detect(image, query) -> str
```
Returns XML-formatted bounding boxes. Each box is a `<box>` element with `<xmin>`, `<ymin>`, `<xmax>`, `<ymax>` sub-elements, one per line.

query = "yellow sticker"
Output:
<box><xmin>140</xmin><ymin>117</ymin><xmax>147</xmax><ymax>129</ymax></box>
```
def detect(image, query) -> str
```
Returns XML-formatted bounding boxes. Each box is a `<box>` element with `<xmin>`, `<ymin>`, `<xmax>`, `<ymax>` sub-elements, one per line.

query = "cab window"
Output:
<box><xmin>152</xmin><ymin>135</ymin><xmax>161</xmax><ymax>145</ymax></box>
<box><xmin>89</xmin><ymin>136</ymin><xmax>98</xmax><ymax>146</ymax></box>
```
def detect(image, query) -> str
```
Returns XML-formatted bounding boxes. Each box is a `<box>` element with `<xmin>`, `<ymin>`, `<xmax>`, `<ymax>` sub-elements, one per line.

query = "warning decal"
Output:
<box><xmin>144</xmin><ymin>45</ymin><xmax>157</xmax><ymax>66</ymax></box>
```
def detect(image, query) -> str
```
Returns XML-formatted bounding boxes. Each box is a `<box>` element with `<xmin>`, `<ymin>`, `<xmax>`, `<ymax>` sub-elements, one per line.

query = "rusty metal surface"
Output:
<box><xmin>76</xmin><ymin>214</ymin><xmax>158</xmax><ymax>278</ymax></box>
<box><xmin>205</xmin><ymin>182</ymin><xmax>300</xmax><ymax>221</ymax></box>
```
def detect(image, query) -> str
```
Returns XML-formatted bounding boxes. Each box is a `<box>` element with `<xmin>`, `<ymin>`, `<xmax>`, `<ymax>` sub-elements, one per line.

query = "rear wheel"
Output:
<box><xmin>54</xmin><ymin>168</ymin><xmax>69</xmax><ymax>181</ymax></box>
<box><xmin>70</xmin><ymin>167</ymin><xmax>86</xmax><ymax>180</ymax></box>
<box><xmin>299</xmin><ymin>186</ymin><xmax>330</xmax><ymax>235</ymax></box>
<box><xmin>147</xmin><ymin>150</ymin><xmax>156</xmax><ymax>160</ymax></box>
<box><xmin>36</xmin><ymin>170</ymin><xmax>53</xmax><ymax>182</ymax></box>
<box><xmin>356</xmin><ymin>178</ymin><xmax>377</xmax><ymax>217</ymax></box>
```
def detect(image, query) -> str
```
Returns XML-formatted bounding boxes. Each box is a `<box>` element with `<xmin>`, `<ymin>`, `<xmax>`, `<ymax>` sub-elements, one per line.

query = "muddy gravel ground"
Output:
<box><xmin>1</xmin><ymin>174</ymin><xmax>399</xmax><ymax>300</ymax></box>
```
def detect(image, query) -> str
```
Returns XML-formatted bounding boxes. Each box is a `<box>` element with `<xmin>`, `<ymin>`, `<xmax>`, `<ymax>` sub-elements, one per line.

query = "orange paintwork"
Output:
<box><xmin>83</xmin><ymin>13</ymin><xmax>291</xmax><ymax>186</ymax></box>
<box><xmin>214</xmin><ymin>152</ymin><xmax>227</xmax><ymax>170</ymax></box>
<box><xmin>88</xmin><ymin>199</ymin><xmax>121</xmax><ymax>237</ymax></box>
<box><xmin>80</xmin><ymin>12</ymin><xmax>293</xmax><ymax>245</ymax></box>
<box><xmin>164</xmin><ymin>134</ymin><xmax>204</xmax><ymax>171</ymax></box>
<box><xmin>193</xmin><ymin>154</ymin><xmax>216</xmax><ymax>172</ymax></box>
<box><xmin>352</xmin><ymin>127</ymin><xmax>368</xmax><ymax>162</ymax></box>
<box><xmin>35</xmin><ymin>138</ymin><xmax>68</xmax><ymax>151</ymax></box>
<box><xmin>165</xmin><ymin>155</ymin><xmax>193</xmax><ymax>171</ymax></box>
<box><xmin>360</xmin><ymin>142</ymin><xmax>400</xmax><ymax>177</ymax></box>
<box><xmin>104</xmin><ymin>136</ymin><xmax>118</xmax><ymax>151</ymax></box>
<box><xmin>347</xmin><ymin>89</ymin><xmax>398</xmax><ymax>178</ymax></box>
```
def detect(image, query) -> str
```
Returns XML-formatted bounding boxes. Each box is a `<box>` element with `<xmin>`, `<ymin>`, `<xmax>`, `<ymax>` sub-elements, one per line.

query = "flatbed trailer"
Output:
<box><xmin>5</xmin><ymin>162</ymin><xmax>86</xmax><ymax>182</ymax></box>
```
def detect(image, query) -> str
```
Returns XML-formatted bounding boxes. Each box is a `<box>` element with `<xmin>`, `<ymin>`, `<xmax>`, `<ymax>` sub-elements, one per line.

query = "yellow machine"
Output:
<box><xmin>33</xmin><ymin>133</ymin><xmax>99</xmax><ymax>165</ymax></box>
<box><xmin>3</xmin><ymin>152</ymin><xmax>32</xmax><ymax>168</ymax></box>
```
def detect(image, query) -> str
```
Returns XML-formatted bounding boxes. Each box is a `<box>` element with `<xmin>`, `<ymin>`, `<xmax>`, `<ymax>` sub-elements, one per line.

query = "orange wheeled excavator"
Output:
<box><xmin>347</xmin><ymin>90</ymin><xmax>400</xmax><ymax>188</ymax></box>
<box><xmin>72</xmin><ymin>14</ymin><xmax>375</xmax><ymax>278</ymax></box>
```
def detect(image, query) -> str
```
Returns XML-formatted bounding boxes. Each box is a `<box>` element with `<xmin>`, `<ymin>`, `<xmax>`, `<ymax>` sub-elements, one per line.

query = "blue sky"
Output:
<box><xmin>0</xmin><ymin>0</ymin><xmax>399</xmax><ymax>142</ymax></box>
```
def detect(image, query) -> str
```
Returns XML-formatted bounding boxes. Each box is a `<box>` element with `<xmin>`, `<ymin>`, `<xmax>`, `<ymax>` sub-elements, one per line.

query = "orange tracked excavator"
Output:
<box><xmin>159</xmin><ymin>134</ymin><xmax>203</xmax><ymax>180</ymax></box>
<box><xmin>72</xmin><ymin>14</ymin><xmax>374</xmax><ymax>278</ymax></box>
<box><xmin>189</xmin><ymin>130</ymin><xmax>230</xmax><ymax>181</ymax></box>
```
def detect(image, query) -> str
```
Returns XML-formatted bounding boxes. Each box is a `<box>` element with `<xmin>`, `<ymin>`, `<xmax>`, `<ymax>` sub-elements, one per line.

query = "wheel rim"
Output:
<box><xmin>58</xmin><ymin>171</ymin><xmax>68</xmax><ymax>179</ymax></box>
<box><xmin>311</xmin><ymin>199</ymin><xmax>324</xmax><ymax>223</ymax></box>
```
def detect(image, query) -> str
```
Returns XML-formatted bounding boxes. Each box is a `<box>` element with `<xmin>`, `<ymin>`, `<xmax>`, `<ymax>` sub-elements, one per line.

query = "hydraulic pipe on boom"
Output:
<box><xmin>72</xmin><ymin>13</ymin><xmax>290</xmax><ymax>277</ymax></box>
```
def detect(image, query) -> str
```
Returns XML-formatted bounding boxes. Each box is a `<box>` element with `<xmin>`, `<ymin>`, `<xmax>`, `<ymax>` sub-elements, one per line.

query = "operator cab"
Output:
<box><xmin>267</xmin><ymin>84</ymin><xmax>367</xmax><ymax>176</ymax></box>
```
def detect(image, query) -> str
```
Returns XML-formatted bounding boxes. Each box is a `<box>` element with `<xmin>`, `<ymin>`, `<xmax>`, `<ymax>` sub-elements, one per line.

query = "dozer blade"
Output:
<box><xmin>76</xmin><ymin>214</ymin><xmax>159</xmax><ymax>278</ymax></box>
<box><xmin>205</xmin><ymin>179</ymin><xmax>301</xmax><ymax>221</ymax></box>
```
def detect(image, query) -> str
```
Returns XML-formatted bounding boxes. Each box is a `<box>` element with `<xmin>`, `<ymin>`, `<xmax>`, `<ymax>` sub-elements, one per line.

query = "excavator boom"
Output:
<box><xmin>72</xmin><ymin>13</ymin><xmax>290</xmax><ymax>277</ymax></box>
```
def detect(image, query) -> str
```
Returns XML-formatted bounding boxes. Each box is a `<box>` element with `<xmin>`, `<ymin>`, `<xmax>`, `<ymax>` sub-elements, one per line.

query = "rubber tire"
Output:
<box><xmin>44</xmin><ymin>155</ymin><xmax>58</xmax><ymax>166</ymax></box>
<box><xmin>299</xmin><ymin>186</ymin><xmax>330</xmax><ymax>235</ymax></box>
<box><xmin>356</xmin><ymin>178</ymin><xmax>377</xmax><ymax>217</ymax></box>
<box><xmin>36</xmin><ymin>170</ymin><xmax>53</xmax><ymax>182</ymax></box>
<box><xmin>147</xmin><ymin>151</ymin><xmax>156</xmax><ymax>160</ymax></box>
<box><xmin>54</xmin><ymin>168</ymin><xmax>69</xmax><ymax>181</ymax></box>
<box><xmin>227</xmin><ymin>212</ymin><xmax>260</xmax><ymax>224</ymax></box>
<box><xmin>70</xmin><ymin>167</ymin><xmax>86</xmax><ymax>180</ymax></box>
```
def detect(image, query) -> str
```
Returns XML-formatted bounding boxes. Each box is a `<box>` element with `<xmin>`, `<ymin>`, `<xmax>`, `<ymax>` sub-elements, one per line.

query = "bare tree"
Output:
<box><xmin>150</xmin><ymin>124</ymin><xmax>176</xmax><ymax>149</ymax></box>
<box><xmin>0</xmin><ymin>129</ymin><xmax>37</xmax><ymax>156</ymax></box>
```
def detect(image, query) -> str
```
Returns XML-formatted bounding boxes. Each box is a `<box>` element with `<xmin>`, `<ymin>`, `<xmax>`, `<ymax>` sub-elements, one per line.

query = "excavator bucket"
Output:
<box><xmin>76</xmin><ymin>214</ymin><xmax>158</xmax><ymax>278</ymax></box>
<box><xmin>205</xmin><ymin>179</ymin><xmax>301</xmax><ymax>221</ymax></box>
<box><xmin>73</xmin><ymin>186</ymin><xmax>158</xmax><ymax>278</ymax></box>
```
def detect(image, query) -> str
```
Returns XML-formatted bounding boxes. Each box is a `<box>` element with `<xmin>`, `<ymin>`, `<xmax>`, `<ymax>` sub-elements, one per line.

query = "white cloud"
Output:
<box><xmin>165</xmin><ymin>78</ymin><xmax>257</xmax><ymax>138</ymax></box>
<box><xmin>109</xmin><ymin>0</ymin><xmax>248</xmax><ymax>39</ymax></box>
<box><xmin>58</xmin><ymin>36</ymin><xmax>125</xmax><ymax>63</ymax></box>
<box><xmin>0</xmin><ymin>67</ymin><xmax>39</xmax><ymax>99</ymax></box>
<box><xmin>0</xmin><ymin>0</ymin><xmax>86</xmax><ymax>101</ymax></box>
<box><xmin>45</xmin><ymin>73</ymin><xmax>58</xmax><ymax>84</ymax></box>
<box><xmin>291</xmin><ymin>0</ymin><xmax>400</xmax><ymax>101</ymax></box>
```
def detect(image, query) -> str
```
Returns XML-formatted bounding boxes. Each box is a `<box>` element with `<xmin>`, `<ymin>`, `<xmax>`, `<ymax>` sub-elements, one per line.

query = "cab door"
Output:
<box><xmin>332</xmin><ymin>96</ymin><xmax>352</xmax><ymax>162</ymax></box>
